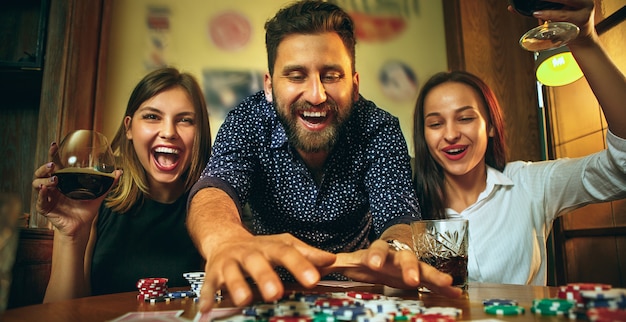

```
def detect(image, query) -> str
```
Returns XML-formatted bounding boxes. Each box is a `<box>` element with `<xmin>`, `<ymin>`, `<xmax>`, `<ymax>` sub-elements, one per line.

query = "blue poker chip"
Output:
<box><xmin>167</xmin><ymin>290</ymin><xmax>197</xmax><ymax>298</ymax></box>
<box><xmin>482</xmin><ymin>298</ymin><xmax>518</xmax><ymax>306</ymax></box>
<box><xmin>144</xmin><ymin>296</ymin><xmax>171</xmax><ymax>303</ymax></box>
<box><xmin>332</xmin><ymin>305</ymin><xmax>367</xmax><ymax>319</ymax></box>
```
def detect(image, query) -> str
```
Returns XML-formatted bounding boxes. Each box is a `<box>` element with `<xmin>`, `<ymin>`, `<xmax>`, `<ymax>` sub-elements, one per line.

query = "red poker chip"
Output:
<box><xmin>557</xmin><ymin>290</ymin><xmax>584</xmax><ymax>305</ymax></box>
<box><xmin>565</xmin><ymin>283</ymin><xmax>611</xmax><ymax>291</ymax></box>
<box><xmin>138</xmin><ymin>285</ymin><xmax>167</xmax><ymax>290</ymax></box>
<box><xmin>587</xmin><ymin>307</ymin><xmax>626</xmax><ymax>321</ymax></box>
<box><xmin>346</xmin><ymin>291</ymin><xmax>380</xmax><ymax>300</ymax></box>
<box><xmin>137</xmin><ymin>277</ymin><xmax>168</xmax><ymax>285</ymax></box>
<box><xmin>269</xmin><ymin>316</ymin><xmax>313</xmax><ymax>322</ymax></box>
<box><xmin>314</xmin><ymin>298</ymin><xmax>354</xmax><ymax>307</ymax></box>
<box><xmin>410</xmin><ymin>313</ymin><xmax>456</xmax><ymax>322</ymax></box>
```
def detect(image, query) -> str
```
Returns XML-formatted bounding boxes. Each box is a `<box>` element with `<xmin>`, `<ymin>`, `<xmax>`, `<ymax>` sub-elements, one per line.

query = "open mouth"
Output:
<box><xmin>442</xmin><ymin>145</ymin><xmax>468</xmax><ymax>161</ymax></box>
<box><xmin>153</xmin><ymin>146</ymin><xmax>181</xmax><ymax>170</ymax></box>
<box><xmin>444</xmin><ymin>147</ymin><xmax>466</xmax><ymax>155</ymax></box>
<box><xmin>300</xmin><ymin>110</ymin><xmax>329</xmax><ymax>125</ymax></box>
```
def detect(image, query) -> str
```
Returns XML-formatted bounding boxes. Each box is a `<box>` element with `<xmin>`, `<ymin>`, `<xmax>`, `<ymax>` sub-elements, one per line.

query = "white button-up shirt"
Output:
<box><xmin>446</xmin><ymin>130</ymin><xmax>626</xmax><ymax>285</ymax></box>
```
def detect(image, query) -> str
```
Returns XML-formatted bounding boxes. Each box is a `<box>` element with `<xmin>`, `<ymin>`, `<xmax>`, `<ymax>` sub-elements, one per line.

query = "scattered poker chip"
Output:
<box><xmin>269</xmin><ymin>316</ymin><xmax>313</xmax><ymax>322</ymax></box>
<box><xmin>347</xmin><ymin>291</ymin><xmax>380</xmax><ymax>300</ymax></box>
<box><xmin>362</xmin><ymin>300</ymin><xmax>399</xmax><ymax>314</ymax></box>
<box><xmin>397</xmin><ymin>300</ymin><xmax>425</xmax><ymax>315</ymax></box>
<box><xmin>421</xmin><ymin>307</ymin><xmax>461</xmax><ymax>317</ymax></box>
<box><xmin>215</xmin><ymin>315</ymin><xmax>257</xmax><ymax>322</ymax></box>
<box><xmin>484</xmin><ymin>305</ymin><xmax>525</xmax><ymax>316</ymax></box>
<box><xmin>482</xmin><ymin>298</ymin><xmax>517</xmax><ymax>306</ymax></box>
<box><xmin>409</xmin><ymin>313</ymin><xmax>456</xmax><ymax>322</ymax></box>
<box><xmin>333</xmin><ymin>305</ymin><xmax>368</xmax><ymax>319</ymax></box>
<box><xmin>315</xmin><ymin>298</ymin><xmax>354</xmax><ymax>308</ymax></box>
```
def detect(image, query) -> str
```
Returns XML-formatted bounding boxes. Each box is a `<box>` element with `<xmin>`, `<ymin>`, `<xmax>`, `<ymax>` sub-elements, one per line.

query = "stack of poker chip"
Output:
<box><xmin>482</xmin><ymin>298</ymin><xmax>525</xmax><ymax>316</ymax></box>
<box><xmin>136</xmin><ymin>277</ymin><xmax>168</xmax><ymax>302</ymax></box>
<box><xmin>554</xmin><ymin>282</ymin><xmax>626</xmax><ymax>319</ymax></box>
<box><xmin>183</xmin><ymin>271</ymin><xmax>223</xmax><ymax>302</ymax></box>
<box><xmin>531</xmin><ymin>298</ymin><xmax>575</xmax><ymax>316</ymax></box>
<box><xmin>183</xmin><ymin>271</ymin><xmax>205</xmax><ymax>297</ymax></box>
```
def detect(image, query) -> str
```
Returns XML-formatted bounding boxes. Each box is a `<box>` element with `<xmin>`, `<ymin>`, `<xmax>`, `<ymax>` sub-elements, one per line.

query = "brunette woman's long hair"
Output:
<box><xmin>412</xmin><ymin>71</ymin><xmax>507</xmax><ymax>219</ymax></box>
<box><xmin>105</xmin><ymin>68</ymin><xmax>211</xmax><ymax>213</ymax></box>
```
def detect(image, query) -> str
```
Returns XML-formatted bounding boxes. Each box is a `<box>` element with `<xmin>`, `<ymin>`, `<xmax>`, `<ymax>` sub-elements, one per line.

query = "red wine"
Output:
<box><xmin>509</xmin><ymin>0</ymin><xmax>564</xmax><ymax>17</ymax></box>
<box><xmin>55</xmin><ymin>168</ymin><xmax>115</xmax><ymax>200</ymax></box>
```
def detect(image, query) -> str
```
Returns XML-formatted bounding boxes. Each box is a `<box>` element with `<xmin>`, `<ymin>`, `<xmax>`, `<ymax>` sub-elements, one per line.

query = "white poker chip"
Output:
<box><xmin>397</xmin><ymin>300</ymin><xmax>425</xmax><ymax>314</ymax></box>
<box><xmin>581</xmin><ymin>288</ymin><xmax>626</xmax><ymax>300</ymax></box>
<box><xmin>422</xmin><ymin>306</ymin><xmax>462</xmax><ymax>317</ymax></box>
<box><xmin>362</xmin><ymin>299</ymin><xmax>399</xmax><ymax>314</ymax></box>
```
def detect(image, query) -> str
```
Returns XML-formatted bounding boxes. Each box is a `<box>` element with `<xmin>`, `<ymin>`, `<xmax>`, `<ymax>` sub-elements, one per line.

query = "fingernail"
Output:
<box><xmin>370</xmin><ymin>255</ymin><xmax>382</xmax><ymax>268</ymax></box>
<box><xmin>302</xmin><ymin>269</ymin><xmax>318</xmax><ymax>285</ymax></box>
<box><xmin>46</xmin><ymin>162</ymin><xmax>53</xmax><ymax>168</ymax></box>
<box><xmin>39</xmin><ymin>184</ymin><xmax>43</xmax><ymax>189</ymax></box>
<box><xmin>234</xmin><ymin>287</ymin><xmax>249</xmax><ymax>304</ymax></box>
<box><xmin>264</xmin><ymin>281</ymin><xmax>278</xmax><ymax>298</ymax></box>
<box><xmin>50</xmin><ymin>176</ymin><xmax>56</xmax><ymax>183</ymax></box>
<box><xmin>409</xmin><ymin>269</ymin><xmax>419</xmax><ymax>283</ymax></box>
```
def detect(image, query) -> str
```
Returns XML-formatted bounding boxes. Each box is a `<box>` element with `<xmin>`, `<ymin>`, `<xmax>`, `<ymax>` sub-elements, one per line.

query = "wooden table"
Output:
<box><xmin>2</xmin><ymin>282</ymin><xmax>579</xmax><ymax>321</ymax></box>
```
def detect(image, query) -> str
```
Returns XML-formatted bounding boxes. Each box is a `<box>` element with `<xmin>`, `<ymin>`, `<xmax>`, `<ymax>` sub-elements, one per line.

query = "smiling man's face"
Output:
<box><xmin>264</xmin><ymin>32</ymin><xmax>359</xmax><ymax>153</ymax></box>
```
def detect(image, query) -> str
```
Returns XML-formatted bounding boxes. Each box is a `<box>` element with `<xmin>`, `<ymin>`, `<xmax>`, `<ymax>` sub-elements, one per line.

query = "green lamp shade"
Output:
<box><xmin>535</xmin><ymin>47</ymin><xmax>583</xmax><ymax>86</ymax></box>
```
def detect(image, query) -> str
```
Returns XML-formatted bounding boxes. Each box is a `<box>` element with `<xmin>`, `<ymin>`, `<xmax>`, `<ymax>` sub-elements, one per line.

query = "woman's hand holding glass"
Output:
<box><xmin>32</xmin><ymin>130</ymin><xmax>122</xmax><ymax>237</ymax></box>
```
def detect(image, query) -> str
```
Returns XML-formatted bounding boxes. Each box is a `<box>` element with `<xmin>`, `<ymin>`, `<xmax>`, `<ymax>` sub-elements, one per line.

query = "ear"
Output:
<box><xmin>124</xmin><ymin>116</ymin><xmax>133</xmax><ymax>140</ymax></box>
<box><xmin>263</xmin><ymin>72</ymin><xmax>273</xmax><ymax>103</ymax></box>
<box><xmin>352</xmin><ymin>72</ymin><xmax>360</xmax><ymax>101</ymax></box>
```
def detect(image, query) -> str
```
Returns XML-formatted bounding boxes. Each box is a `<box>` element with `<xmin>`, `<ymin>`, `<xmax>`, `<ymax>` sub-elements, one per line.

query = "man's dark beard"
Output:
<box><xmin>274</xmin><ymin>96</ymin><xmax>353</xmax><ymax>153</ymax></box>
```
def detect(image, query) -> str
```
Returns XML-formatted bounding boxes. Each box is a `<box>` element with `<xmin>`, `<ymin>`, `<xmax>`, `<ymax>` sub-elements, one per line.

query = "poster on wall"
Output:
<box><xmin>203</xmin><ymin>70</ymin><xmax>264</xmax><ymax>120</ymax></box>
<box><xmin>379</xmin><ymin>60</ymin><xmax>418</xmax><ymax>102</ymax></box>
<box><xmin>145</xmin><ymin>6</ymin><xmax>171</xmax><ymax>70</ymax></box>
<box><xmin>329</xmin><ymin>0</ymin><xmax>419</xmax><ymax>43</ymax></box>
<box><xmin>329</xmin><ymin>0</ymin><xmax>420</xmax><ymax>102</ymax></box>
<box><xmin>208</xmin><ymin>10</ymin><xmax>253</xmax><ymax>52</ymax></box>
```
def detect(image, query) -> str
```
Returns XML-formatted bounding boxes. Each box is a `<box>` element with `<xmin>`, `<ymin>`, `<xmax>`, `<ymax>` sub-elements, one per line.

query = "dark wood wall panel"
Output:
<box><xmin>30</xmin><ymin>0</ymin><xmax>106</xmax><ymax>227</ymax></box>
<box><xmin>0</xmin><ymin>92</ymin><xmax>41</xmax><ymax>215</ymax></box>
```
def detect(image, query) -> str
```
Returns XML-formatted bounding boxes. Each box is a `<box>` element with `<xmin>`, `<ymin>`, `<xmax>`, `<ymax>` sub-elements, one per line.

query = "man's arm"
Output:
<box><xmin>187</xmin><ymin>187</ymin><xmax>337</xmax><ymax>313</ymax></box>
<box><xmin>187</xmin><ymin>187</ymin><xmax>246</xmax><ymax>260</ymax></box>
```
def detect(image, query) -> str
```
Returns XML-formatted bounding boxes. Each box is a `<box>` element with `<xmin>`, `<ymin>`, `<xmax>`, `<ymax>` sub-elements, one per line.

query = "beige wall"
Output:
<box><xmin>102</xmin><ymin>0</ymin><xmax>448</xmax><ymax>155</ymax></box>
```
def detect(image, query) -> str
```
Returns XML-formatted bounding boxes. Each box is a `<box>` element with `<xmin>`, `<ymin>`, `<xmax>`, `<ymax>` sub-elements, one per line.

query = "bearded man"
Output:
<box><xmin>187</xmin><ymin>0</ymin><xmax>462</xmax><ymax>313</ymax></box>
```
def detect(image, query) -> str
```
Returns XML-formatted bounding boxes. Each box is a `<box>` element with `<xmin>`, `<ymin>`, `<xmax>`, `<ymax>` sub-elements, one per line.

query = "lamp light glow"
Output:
<box><xmin>535</xmin><ymin>46</ymin><xmax>583</xmax><ymax>86</ymax></box>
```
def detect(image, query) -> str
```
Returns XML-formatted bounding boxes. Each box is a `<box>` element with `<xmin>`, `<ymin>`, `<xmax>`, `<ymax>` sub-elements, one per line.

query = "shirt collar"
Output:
<box><xmin>446</xmin><ymin>165</ymin><xmax>513</xmax><ymax>217</ymax></box>
<box><xmin>486</xmin><ymin>165</ymin><xmax>514</xmax><ymax>186</ymax></box>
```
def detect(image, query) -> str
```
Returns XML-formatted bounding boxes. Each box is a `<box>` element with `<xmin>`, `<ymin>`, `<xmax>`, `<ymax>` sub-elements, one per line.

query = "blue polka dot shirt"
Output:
<box><xmin>190</xmin><ymin>91</ymin><xmax>420</xmax><ymax>253</ymax></box>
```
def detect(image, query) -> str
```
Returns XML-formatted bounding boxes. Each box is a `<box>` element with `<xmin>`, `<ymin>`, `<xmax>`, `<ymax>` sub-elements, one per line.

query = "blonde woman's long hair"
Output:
<box><xmin>105</xmin><ymin>68</ymin><xmax>211</xmax><ymax>213</ymax></box>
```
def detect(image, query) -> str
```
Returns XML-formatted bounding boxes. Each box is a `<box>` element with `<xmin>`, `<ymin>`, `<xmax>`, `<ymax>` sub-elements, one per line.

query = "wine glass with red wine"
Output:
<box><xmin>509</xmin><ymin>0</ymin><xmax>579</xmax><ymax>52</ymax></box>
<box><xmin>53</xmin><ymin>130</ymin><xmax>116</xmax><ymax>200</ymax></box>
